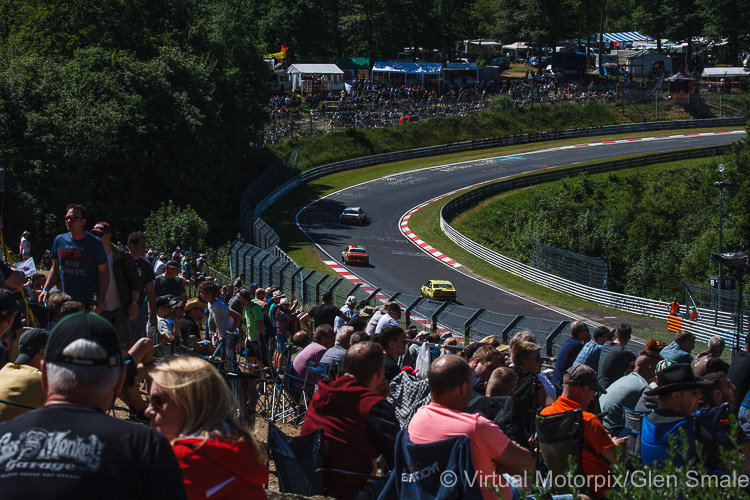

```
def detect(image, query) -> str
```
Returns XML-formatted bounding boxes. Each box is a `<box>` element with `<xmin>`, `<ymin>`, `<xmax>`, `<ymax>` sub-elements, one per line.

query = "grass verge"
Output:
<box><xmin>266</xmin><ymin>126</ymin><xmax>743</xmax><ymax>277</ymax></box>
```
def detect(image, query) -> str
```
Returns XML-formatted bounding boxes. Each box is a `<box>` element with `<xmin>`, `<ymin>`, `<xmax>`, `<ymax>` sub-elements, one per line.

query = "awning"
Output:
<box><xmin>371</xmin><ymin>62</ymin><xmax>443</xmax><ymax>74</ymax></box>
<box><xmin>596</xmin><ymin>32</ymin><xmax>654</xmax><ymax>43</ymax></box>
<box><xmin>702</xmin><ymin>67</ymin><xmax>749</xmax><ymax>78</ymax></box>
<box><xmin>288</xmin><ymin>64</ymin><xmax>343</xmax><ymax>75</ymax></box>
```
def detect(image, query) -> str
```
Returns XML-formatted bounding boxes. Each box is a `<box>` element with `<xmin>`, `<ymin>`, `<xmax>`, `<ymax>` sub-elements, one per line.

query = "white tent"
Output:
<box><xmin>287</xmin><ymin>64</ymin><xmax>344</xmax><ymax>92</ymax></box>
<box><xmin>702</xmin><ymin>67</ymin><xmax>749</xmax><ymax>79</ymax></box>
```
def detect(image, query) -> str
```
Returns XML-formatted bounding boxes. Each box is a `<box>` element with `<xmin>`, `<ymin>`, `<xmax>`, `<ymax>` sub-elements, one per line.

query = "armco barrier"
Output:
<box><xmin>243</xmin><ymin>117</ymin><xmax>746</xmax><ymax>244</ymax></box>
<box><xmin>229</xmin><ymin>241</ymin><xmax>573</xmax><ymax>352</ymax></box>
<box><xmin>439</xmin><ymin>145</ymin><xmax>748</xmax><ymax>346</ymax></box>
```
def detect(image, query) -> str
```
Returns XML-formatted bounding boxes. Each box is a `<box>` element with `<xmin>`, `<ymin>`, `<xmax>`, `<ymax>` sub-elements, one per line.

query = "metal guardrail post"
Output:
<box><xmin>315</xmin><ymin>275</ymin><xmax>333</xmax><ymax>304</ymax></box>
<box><xmin>290</xmin><ymin>267</ymin><xmax>304</xmax><ymax>299</ymax></box>
<box><xmin>500</xmin><ymin>316</ymin><xmax>525</xmax><ymax>344</ymax></box>
<box><xmin>279</xmin><ymin>261</ymin><xmax>294</xmax><ymax>286</ymax></box>
<box><xmin>546</xmin><ymin>321</ymin><xmax>570</xmax><ymax>357</ymax></box>
<box><xmin>388</xmin><ymin>292</ymin><xmax>401</xmax><ymax>303</ymax></box>
<box><xmin>258</xmin><ymin>253</ymin><xmax>274</xmax><ymax>285</ymax></box>
<box><xmin>464</xmin><ymin>308</ymin><xmax>485</xmax><ymax>345</ymax></box>
<box><xmin>239</xmin><ymin>244</ymin><xmax>253</xmax><ymax>278</ymax></box>
<box><xmin>346</xmin><ymin>283</ymin><xmax>362</xmax><ymax>297</ymax></box>
<box><xmin>265</xmin><ymin>257</ymin><xmax>281</xmax><ymax>287</ymax></box>
<box><xmin>404</xmin><ymin>297</ymin><xmax>423</xmax><ymax>328</ymax></box>
<box><xmin>301</xmin><ymin>270</ymin><xmax>316</xmax><ymax>305</ymax></box>
<box><xmin>431</xmin><ymin>301</ymin><xmax>450</xmax><ymax>334</ymax></box>
<box><xmin>327</xmin><ymin>277</ymin><xmax>343</xmax><ymax>298</ymax></box>
<box><xmin>362</xmin><ymin>288</ymin><xmax>381</xmax><ymax>306</ymax></box>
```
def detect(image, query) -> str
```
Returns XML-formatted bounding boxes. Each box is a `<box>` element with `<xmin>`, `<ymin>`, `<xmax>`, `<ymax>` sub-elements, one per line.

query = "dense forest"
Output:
<box><xmin>0</xmin><ymin>0</ymin><xmax>747</xmax><ymax>254</ymax></box>
<box><xmin>453</xmin><ymin>138</ymin><xmax>750</xmax><ymax>298</ymax></box>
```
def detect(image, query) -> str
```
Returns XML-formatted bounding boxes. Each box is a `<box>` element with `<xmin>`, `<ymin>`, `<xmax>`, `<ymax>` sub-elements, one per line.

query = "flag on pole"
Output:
<box><xmin>14</xmin><ymin>257</ymin><xmax>36</xmax><ymax>277</ymax></box>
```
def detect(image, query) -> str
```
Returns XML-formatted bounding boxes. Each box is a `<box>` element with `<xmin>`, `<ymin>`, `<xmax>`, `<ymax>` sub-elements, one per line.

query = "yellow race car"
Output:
<box><xmin>421</xmin><ymin>280</ymin><xmax>456</xmax><ymax>301</ymax></box>
<box><xmin>341</xmin><ymin>245</ymin><xmax>369</xmax><ymax>265</ymax></box>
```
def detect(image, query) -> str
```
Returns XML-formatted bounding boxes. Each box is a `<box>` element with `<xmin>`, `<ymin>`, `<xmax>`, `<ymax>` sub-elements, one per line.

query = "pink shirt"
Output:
<box><xmin>407</xmin><ymin>402</ymin><xmax>511</xmax><ymax>500</ymax></box>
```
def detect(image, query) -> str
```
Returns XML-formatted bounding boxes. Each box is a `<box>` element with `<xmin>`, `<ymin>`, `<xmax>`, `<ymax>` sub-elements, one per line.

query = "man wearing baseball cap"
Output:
<box><xmin>153</xmin><ymin>260</ymin><xmax>187</xmax><ymax>301</ymax></box>
<box><xmin>91</xmin><ymin>221</ymin><xmax>141</xmax><ymax>350</ymax></box>
<box><xmin>0</xmin><ymin>328</ymin><xmax>48</xmax><ymax>422</ymax></box>
<box><xmin>0</xmin><ymin>313</ymin><xmax>186</xmax><ymax>498</ymax></box>
<box><xmin>539</xmin><ymin>364</ymin><xmax>626</xmax><ymax>498</ymax></box>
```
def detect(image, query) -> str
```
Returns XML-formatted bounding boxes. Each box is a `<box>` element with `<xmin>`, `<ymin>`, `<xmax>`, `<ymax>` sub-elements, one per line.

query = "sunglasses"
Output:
<box><xmin>64</xmin><ymin>216</ymin><xmax>81</xmax><ymax>222</ymax></box>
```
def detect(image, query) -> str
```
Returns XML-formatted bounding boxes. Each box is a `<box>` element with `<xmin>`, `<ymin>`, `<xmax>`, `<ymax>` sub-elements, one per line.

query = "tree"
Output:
<box><xmin>144</xmin><ymin>201</ymin><xmax>208</xmax><ymax>254</ymax></box>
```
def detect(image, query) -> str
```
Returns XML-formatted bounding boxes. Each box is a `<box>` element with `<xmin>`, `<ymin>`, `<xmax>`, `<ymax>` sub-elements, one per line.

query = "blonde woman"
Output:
<box><xmin>146</xmin><ymin>357</ymin><xmax>268</xmax><ymax>499</ymax></box>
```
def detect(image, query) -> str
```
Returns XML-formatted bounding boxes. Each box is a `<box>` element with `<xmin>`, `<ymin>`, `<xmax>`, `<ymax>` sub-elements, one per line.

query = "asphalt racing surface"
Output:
<box><xmin>297</xmin><ymin>131</ymin><xmax>746</xmax><ymax>322</ymax></box>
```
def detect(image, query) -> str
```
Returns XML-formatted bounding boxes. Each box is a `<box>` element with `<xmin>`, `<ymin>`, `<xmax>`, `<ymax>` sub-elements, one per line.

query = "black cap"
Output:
<box><xmin>386</xmin><ymin>303</ymin><xmax>402</xmax><ymax>313</ymax></box>
<box><xmin>156</xmin><ymin>295</ymin><xmax>173</xmax><ymax>309</ymax></box>
<box><xmin>15</xmin><ymin>328</ymin><xmax>49</xmax><ymax>364</ymax></box>
<box><xmin>564</xmin><ymin>364</ymin><xmax>607</xmax><ymax>394</ymax></box>
<box><xmin>45</xmin><ymin>313</ymin><xmax>122</xmax><ymax>367</ymax></box>
<box><xmin>645</xmin><ymin>364</ymin><xmax>713</xmax><ymax>396</ymax></box>
<box><xmin>0</xmin><ymin>289</ymin><xmax>18</xmax><ymax>317</ymax></box>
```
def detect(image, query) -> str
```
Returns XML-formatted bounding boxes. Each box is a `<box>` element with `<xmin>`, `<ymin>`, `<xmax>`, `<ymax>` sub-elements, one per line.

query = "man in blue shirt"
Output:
<box><xmin>573</xmin><ymin>325</ymin><xmax>613</xmax><ymax>371</ymax></box>
<box><xmin>551</xmin><ymin>320</ymin><xmax>591</xmax><ymax>388</ymax></box>
<box><xmin>39</xmin><ymin>204</ymin><xmax>109</xmax><ymax>310</ymax></box>
<box><xmin>659</xmin><ymin>330</ymin><xmax>696</xmax><ymax>364</ymax></box>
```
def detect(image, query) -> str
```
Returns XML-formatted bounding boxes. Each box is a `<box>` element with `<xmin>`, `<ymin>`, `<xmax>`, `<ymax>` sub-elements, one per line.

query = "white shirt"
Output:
<box><xmin>375</xmin><ymin>313</ymin><xmax>398</xmax><ymax>334</ymax></box>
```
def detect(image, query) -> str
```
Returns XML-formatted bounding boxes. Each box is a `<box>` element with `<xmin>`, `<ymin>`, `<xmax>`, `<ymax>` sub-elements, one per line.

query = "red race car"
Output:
<box><xmin>341</xmin><ymin>245</ymin><xmax>369</xmax><ymax>265</ymax></box>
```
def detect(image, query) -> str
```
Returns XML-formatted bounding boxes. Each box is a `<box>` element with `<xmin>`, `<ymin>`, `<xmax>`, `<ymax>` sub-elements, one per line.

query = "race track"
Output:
<box><xmin>297</xmin><ymin>131</ymin><xmax>746</xmax><ymax>321</ymax></box>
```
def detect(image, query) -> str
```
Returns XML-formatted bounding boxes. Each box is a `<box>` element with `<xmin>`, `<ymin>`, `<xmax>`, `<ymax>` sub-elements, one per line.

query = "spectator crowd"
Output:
<box><xmin>1</xmin><ymin>202</ymin><xmax>749</xmax><ymax>500</ymax></box>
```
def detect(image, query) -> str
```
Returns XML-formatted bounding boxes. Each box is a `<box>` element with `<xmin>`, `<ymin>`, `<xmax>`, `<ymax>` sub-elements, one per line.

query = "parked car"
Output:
<box><xmin>529</xmin><ymin>56</ymin><xmax>551</xmax><ymax>67</ymax></box>
<box><xmin>341</xmin><ymin>245</ymin><xmax>369</xmax><ymax>265</ymax></box>
<box><xmin>340</xmin><ymin>207</ymin><xmax>366</xmax><ymax>225</ymax></box>
<box><xmin>489</xmin><ymin>56</ymin><xmax>510</xmax><ymax>70</ymax></box>
<box><xmin>421</xmin><ymin>280</ymin><xmax>457</xmax><ymax>301</ymax></box>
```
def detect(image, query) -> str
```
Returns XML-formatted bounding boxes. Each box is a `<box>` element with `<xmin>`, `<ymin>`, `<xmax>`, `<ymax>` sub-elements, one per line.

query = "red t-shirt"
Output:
<box><xmin>539</xmin><ymin>397</ymin><xmax>615</xmax><ymax>498</ymax></box>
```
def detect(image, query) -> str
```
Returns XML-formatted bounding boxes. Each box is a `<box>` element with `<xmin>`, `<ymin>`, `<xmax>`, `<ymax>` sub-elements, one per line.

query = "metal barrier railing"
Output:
<box><xmin>229</xmin><ymin>241</ymin><xmax>573</xmax><ymax>355</ymax></box>
<box><xmin>439</xmin><ymin>145</ymin><xmax>748</xmax><ymax>344</ymax></box>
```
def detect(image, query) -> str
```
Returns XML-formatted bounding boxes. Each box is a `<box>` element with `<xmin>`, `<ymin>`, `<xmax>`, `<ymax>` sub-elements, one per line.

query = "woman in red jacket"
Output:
<box><xmin>146</xmin><ymin>356</ymin><xmax>268</xmax><ymax>499</ymax></box>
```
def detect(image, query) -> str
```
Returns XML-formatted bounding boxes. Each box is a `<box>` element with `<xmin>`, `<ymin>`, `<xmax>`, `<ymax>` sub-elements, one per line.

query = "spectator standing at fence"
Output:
<box><xmin>659</xmin><ymin>330</ymin><xmax>696</xmax><ymax>364</ymax></box>
<box><xmin>39</xmin><ymin>204</ymin><xmax>109</xmax><ymax>310</ymax></box>
<box><xmin>375</xmin><ymin>302</ymin><xmax>401</xmax><ymax>334</ymax></box>
<box><xmin>692</xmin><ymin>335</ymin><xmax>728</xmax><ymax>377</ymax></box>
<box><xmin>0</xmin><ymin>313</ymin><xmax>186</xmax><ymax>499</ymax></box>
<box><xmin>199</xmin><ymin>280</ymin><xmax>239</xmax><ymax>346</ymax></box>
<box><xmin>334</xmin><ymin>295</ymin><xmax>357</xmax><ymax>331</ymax></box>
<box><xmin>408</xmin><ymin>355</ymin><xmax>535</xmax><ymax>500</ymax></box>
<box><xmin>154</xmin><ymin>260</ymin><xmax>187</xmax><ymax>300</ymax></box>
<box><xmin>300</xmin><ymin>291</ymin><xmax>349</xmax><ymax>333</ymax></box>
<box><xmin>273</xmin><ymin>297</ymin><xmax>298</xmax><ymax>368</ymax></box>
<box><xmin>551</xmin><ymin>320</ymin><xmax>590</xmax><ymax>388</ymax></box>
<box><xmin>19</xmin><ymin>231</ymin><xmax>31</xmax><ymax>259</ymax></box>
<box><xmin>366</xmin><ymin>302</ymin><xmax>391</xmax><ymax>337</ymax></box>
<box><xmin>126</xmin><ymin>232</ymin><xmax>157</xmax><ymax>344</ymax></box>
<box><xmin>573</xmin><ymin>325</ymin><xmax>613</xmax><ymax>371</ymax></box>
<box><xmin>41</xmin><ymin>250</ymin><xmax>52</xmax><ymax>271</ymax></box>
<box><xmin>598</xmin><ymin>323</ymin><xmax>636</xmax><ymax>390</ymax></box>
<box><xmin>91</xmin><ymin>222</ymin><xmax>140</xmax><ymax>350</ymax></box>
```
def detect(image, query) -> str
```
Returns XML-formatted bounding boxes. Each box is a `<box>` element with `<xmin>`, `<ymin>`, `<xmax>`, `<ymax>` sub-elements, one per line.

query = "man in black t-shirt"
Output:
<box><xmin>125</xmin><ymin>232</ymin><xmax>157</xmax><ymax>347</ymax></box>
<box><xmin>299</xmin><ymin>291</ymin><xmax>350</xmax><ymax>334</ymax></box>
<box><xmin>153</xmin><ymin>260</ymin><xmax>187</xmax><ymax>300</ymax></box>
<box><xmin>0</xmin><ymin>313</ymin><xmax>186</xmax><ymax>499</ymax></box>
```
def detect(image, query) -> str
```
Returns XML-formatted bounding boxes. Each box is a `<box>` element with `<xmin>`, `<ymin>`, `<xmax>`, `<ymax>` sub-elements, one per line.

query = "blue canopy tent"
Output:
<box><xmin>371</xmin><ymin>62</ymin><xmax>443</xmax><ymax>90</ymax></box>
